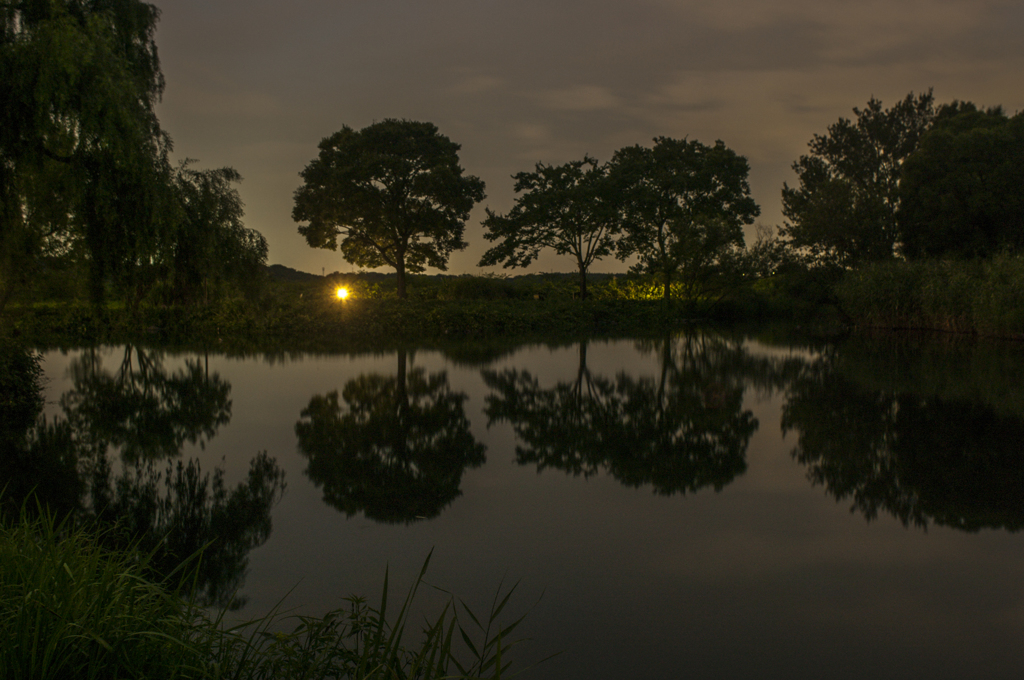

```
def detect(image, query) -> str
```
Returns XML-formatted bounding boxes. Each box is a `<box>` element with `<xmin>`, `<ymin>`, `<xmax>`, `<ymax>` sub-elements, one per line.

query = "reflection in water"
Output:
<box><xmin>0</xmin><ymin>344</ymin><xmax>284</xmax><ymax>608</ymax></box>
<box><xmin>295</xmin><ymin>349</ymin><xmax>486</xmax><ymax>523</ymax></box>
<box><xmin>60</xmin><ymin>346</ymin><xmax>232</xmax><ymax>461</ymax></box>
<box><xmin>483</xmin><ymin>334</ymin><xmax>759</xmax><ymax>495</ymax></box>
<box><xmin>783</xmin><ymin>339</ymin><xmax>1024</xmax><ymax>532</ymax></box>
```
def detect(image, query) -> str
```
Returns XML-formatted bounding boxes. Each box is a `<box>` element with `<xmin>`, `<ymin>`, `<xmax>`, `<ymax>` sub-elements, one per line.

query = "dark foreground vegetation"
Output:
<box><xmin>0</xmin><ymin>510</ymin><xmax>529</xmax><ymax>680</ymax></box>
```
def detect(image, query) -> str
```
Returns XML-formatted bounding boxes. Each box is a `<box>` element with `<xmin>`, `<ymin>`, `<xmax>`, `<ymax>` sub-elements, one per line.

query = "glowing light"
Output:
<box><xmin>336</xmin><ymin>287</ymin><xmax>350</xmax><ymax>300</ymax></box>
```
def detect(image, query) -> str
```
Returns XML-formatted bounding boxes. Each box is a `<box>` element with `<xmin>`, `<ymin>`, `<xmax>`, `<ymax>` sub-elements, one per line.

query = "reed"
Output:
<box><xmin>1</xmin><ymin>509</ymin><xmax>535</xmax><ymax>679</ymax></box>
<box><xmin>835</xmin><ymin>254</ymin><xmax>1024</xmax><ymax>338</ymax></box>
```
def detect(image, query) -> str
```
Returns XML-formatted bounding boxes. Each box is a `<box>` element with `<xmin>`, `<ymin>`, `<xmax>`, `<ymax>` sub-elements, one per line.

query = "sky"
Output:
<box><xmin>153</xmin><ymin>0</ymin><xmax>1024</xmax><ymax>277</ymax></box>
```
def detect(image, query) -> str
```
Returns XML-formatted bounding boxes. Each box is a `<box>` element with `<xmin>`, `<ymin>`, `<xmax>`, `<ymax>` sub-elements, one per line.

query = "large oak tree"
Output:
<box><xmin>293</xmin><ymin>119</ymin><xmax>485</xmax><ymax>299</ymax></box>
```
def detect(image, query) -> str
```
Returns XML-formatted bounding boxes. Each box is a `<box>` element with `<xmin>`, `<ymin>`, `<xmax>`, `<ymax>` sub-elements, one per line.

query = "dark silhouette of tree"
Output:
<box><xmin>483</xmin><ymin>334</ymin><xmax>758</xmax><ymax>495</ymax></box>
<box><xmin>609</xmin><ymin>137</ymin><xmax>759</xmax><ymax>300</ymax></box>
<box><xmin>295</xmin><ymin>350</ymin><xmax>486</xmax><ymax>523</ymax></box>
<box><xmin>60</xmin><ymin>346</ymin><xmax>231</xmax><ymax>462</ymax></box>
<box><xmin>169</xmin><ymin>161</ymin><xmax>268</xmax><ymax>304</ymax></box>
<box><xmin>899</xmin><ymin>103</ymin><xmax>1024</xmax><ymax>259</ymax></box>
<box><xmin>480</xmin><ymin>156</ymin><xmax>620</xmax><ymax>300</ymax></box>
<box><xmin>293</xmin><ymin>119</ymin><xmax>485</xmax><ymax>299</ymax></box>
<box><xmin>780</xmin><ymin>91</ymin><xmax>935</xmax><ymax>266</ymax></box>
<box><xmin>0</xmin><ymin>0</ymin><xmax>173</xmax><ymax>313</ymax></box>
<box><xmin>783</xmin><ymin>350</ymin><xmax>1024</xmax><ymax>532</ymax></box>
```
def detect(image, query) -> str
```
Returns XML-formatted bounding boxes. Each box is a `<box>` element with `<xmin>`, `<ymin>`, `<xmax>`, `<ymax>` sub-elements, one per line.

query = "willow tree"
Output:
<box><xmin>0</xmin><ymin>0</ymin><xmax>172</xmax><ymax>312</ymax></box>
<box><xmin>293</xmin><ymin>119</ymin><xmax>485</xmax><ymax>299</ymax></box>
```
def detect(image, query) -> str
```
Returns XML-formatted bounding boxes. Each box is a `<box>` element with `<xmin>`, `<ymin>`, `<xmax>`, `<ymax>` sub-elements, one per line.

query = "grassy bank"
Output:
<box><xmin>835</xmin><ymin>254</ymin><xmax>1024</xmax><ymax>338</ymax></box>
<box><xmin>0</xmin><ymin>510</ymin><xmax>531</xmax><ymax>680</ymax></box>
<box><xmin>1</xmin><ymin>271</ymin><xmax>833</xmax><ymax>352</ymax></box>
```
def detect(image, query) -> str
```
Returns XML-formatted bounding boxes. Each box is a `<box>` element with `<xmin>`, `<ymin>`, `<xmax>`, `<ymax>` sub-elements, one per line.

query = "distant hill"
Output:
<box><xmin>265</xmin><ymin>264</ymin><xmax>321</xmax><ymax>281</ymax></box>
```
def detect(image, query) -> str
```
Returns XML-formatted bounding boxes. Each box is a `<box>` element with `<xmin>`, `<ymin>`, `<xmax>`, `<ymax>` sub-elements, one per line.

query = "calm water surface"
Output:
<box><xmin>35</xmin><ymin>331</ymin><xmax>1024</xmax><ymax>679</ymax></box>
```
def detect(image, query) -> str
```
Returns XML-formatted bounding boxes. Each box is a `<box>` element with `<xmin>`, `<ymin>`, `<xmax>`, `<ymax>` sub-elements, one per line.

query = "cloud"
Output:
<box><xmin>536</xmin><ymin>85</ymin><xmax>621</xmax><ymax>112</ymax></box>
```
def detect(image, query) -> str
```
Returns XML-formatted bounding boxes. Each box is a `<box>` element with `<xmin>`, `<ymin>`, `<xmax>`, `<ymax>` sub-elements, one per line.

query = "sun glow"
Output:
<box><xmin>335</xmin><ymin>287</ymin><xmax>350</xmax><ymax>300</ymax></box>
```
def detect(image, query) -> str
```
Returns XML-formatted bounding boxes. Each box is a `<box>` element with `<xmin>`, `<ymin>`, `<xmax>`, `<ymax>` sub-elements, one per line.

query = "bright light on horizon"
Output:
<box><xmin>336</xmin><ymin>287</ymin><xmax>350</xmax><ymax>300</ymax></box>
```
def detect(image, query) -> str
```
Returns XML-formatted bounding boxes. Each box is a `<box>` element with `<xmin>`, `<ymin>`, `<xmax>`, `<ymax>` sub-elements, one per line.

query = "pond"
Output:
<box><xmin>22</xmin><ymin>330</ymin><xmax>1024</xmax><ymax>679</ymax></box>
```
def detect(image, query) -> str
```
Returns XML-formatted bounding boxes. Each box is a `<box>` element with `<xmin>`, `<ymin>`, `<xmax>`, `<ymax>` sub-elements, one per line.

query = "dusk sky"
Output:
<box><xmin>153</xmin><ymin>0</ymin><xmax>1024</xmax><ymax>276</ymax></box>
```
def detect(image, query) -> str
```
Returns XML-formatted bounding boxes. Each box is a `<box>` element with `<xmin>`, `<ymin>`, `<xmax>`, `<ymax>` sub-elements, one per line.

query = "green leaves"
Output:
<box><xmin>899</xmin><ymin>104</ymin><xmax>1024</xmax><ymax>259</ymax></box>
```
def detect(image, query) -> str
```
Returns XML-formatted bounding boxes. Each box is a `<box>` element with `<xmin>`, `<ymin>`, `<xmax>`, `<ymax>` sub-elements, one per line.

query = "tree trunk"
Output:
<box><xmin>662</xmin><ymin>270</ymin><xmax>672</xmax><ymax>301</ymax></box>
<box><xmin>396</xmin><ymin>258</ymin><xmax>407</xmax><ymax>299</ymax></box>
<box><xmin>578</xmin><ymin>266</ymin><xmax>588</xmax><ymax>300</ymax></box>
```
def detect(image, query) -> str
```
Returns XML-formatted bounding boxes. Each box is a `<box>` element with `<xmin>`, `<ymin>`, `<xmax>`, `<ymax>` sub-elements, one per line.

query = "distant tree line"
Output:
<box><xmin>294</xmin><ymin>91</ymin><xmax>1023</xmax><ymax>304</ymax></box>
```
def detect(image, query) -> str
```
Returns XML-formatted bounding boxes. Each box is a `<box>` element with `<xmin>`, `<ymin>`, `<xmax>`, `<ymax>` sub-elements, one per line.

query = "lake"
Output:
<box><xmin>30</xmin><ymin>329</ymin><xmax>1024</xmax><ymax>679</ymax></box>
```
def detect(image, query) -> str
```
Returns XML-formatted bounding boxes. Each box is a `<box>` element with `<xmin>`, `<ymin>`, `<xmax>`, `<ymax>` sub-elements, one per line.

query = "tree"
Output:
<box><xmin>0</xmin><ymin>0</ymin><xmax>173</xmax><ymax>313</ymax></box>
<box><xmin>899</xmin><ymin>104</ymin><xmax>1024</xmax><ymax>259</ymax></box>
<box><xmin>479</xmin><ymin>156</ymin><xmax>620</xmax><ymax>300</ymax></box>
<box><xmin>293</xmin><ymin>119</ymin><xmax>485</xmax><ymax>299</ymax></box>
<box><xmin>781</xmin><ymin>91</ymin><xmax>935</xmax><ymax>266</ymax></box>
<box><xmin>610</xmin><ymin>137</ymin><xmax>759</xmax><ymax>300</ymax></box>
<box><xmin>170</xmin><ymin>162</ymin><xmax>268</xmax><ymax>304</ymax></box>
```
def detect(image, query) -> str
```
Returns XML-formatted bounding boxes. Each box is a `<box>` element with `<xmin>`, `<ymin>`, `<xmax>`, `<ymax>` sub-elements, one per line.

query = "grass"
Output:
<box><xmin>0</xmin><ymin>508</ymin><xmax>539</xmax><ymax>679</ymax></box>
<box><xmin>835</xmin><ymin>254</ymin><xmax>1024</xmax><ymax>338</ymax></box>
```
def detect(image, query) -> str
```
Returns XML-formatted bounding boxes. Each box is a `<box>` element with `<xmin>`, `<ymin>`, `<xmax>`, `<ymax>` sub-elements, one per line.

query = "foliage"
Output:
<box><xmin>899</xmin><ymin>103</ymin><xmax>1024</xmax><ymax>259</ymax></box>
<box><xmin>781</xmin><ymin>91</ymin><xmax>935</xmax><ymax>266</ymax></box>
<box><xmin>293</xmin><ymin>119</ymin><xmax>486</xmax><ymax>299</ymax></box>
<box><xmin>610</xmin><ymin>136</ymin><xmax>759</xmax><ymax>299</ymax></box>
<box><xmin>835</xmin><ymin>255</ymin><xmax>1024</xmax><ymax>336</ymax></box>
<box><xmin>170</xmin><ymin>161</ymin><xmax>268</xmax><ymax>305</ymax></box>
<box><xmin>0</xmin><ymin>0</ymin><xmax>173</xmax><ymax>313</ymax></box>
<box><xmin>480</xmin><ymin>156</ymin><xmax>620</xmax><ymax>300</ymax></box>
<box><xmin>1</xmin><ymin>512</ymin><xmax>535</xmax><ymax>679</ymax></box>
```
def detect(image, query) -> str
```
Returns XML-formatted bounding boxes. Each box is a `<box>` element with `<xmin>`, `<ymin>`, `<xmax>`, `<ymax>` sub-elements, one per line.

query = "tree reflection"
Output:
<box><xmin>0</xmin><ymin>344</ymin><xmax>284</xmax><ymax>608</ymax></box>
<box><xmin>60</xmin><ymin>346</ymin><xmax>232</xmax><ymax>461</ymax></box>
<box><xmin>483</xmin><ymin>334</ymin><xmax>758</xmax><ymax>495</ymax></box>
<box><xmin>783</xmin><ymin>343</ymin><xmax>1024</xmax><ymax>532</ymax></box>
<box><xmin>295</xmin><ymin>350</ymin><xmax>486</xmax><ymax>523</ymax></box>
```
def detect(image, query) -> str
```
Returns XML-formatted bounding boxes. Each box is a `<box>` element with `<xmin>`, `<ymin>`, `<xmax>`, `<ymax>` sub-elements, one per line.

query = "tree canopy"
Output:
<box><xmin>0</xmin><ymin>0</ymin><xmax>266</xmax><ymax>315</ymax></box>
<box><xmin>781</xmin><ymin>91</ymin><xmax>935</xmax><ymax>266</ymax></box>
<box><xmin>293</xmin><ymin>119</ymin><xmax>485</xmax><ymax>299</ymax></box>
<box><xmin>170</xmin><ymin>162</ymin><xmax>268</xmax><ymax>304</ymax></box>
<box><xmin>0</xmin><ymin>0</ymin><xmax>172</xmax><ymax>311</ymax></box>
<box><xmin>479</xmin><ymin>156</ymin><xmax>620</xmax><ymax>300</ymax></box>
<box><xmin>899</xmin><ymin>103</ymin><xmax>1024</xmax><ymax>259</ymax></box>
<box><xmin>610</xmin><ymin>137</ymin><xmax>759</xmax><ymax>299</ymax></box>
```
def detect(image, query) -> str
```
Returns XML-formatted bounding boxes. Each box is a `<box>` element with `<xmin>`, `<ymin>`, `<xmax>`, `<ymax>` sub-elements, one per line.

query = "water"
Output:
<box><xmin>28</xmin><ymin>331</ymin><xmax>1024</xmax><ymax>679</ymax></box>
